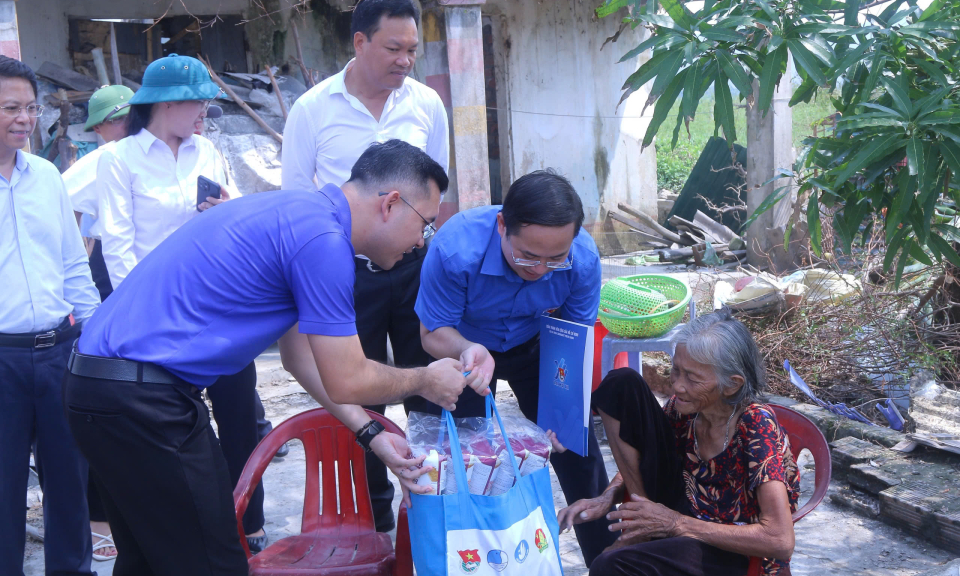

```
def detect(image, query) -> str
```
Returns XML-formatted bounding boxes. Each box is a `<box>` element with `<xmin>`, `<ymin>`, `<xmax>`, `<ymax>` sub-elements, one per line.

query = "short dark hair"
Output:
<box><xmin>501</xmin><ymin>170</ymin><xmax>585</xmax><ymax>237</ymax></box>
<box><xmin>0</xmin><ymin>56</ymin><xmax>38</xmax><ymax>98</ymax></box>
<box><xmin>351</xmin><ymin>0</ymin><xmax>420</xmax><ymax>39</ymax></box>
<box><xmin>348</xmin><ymin>139</ymin><xmax>448</xmax><ymax>198</ymax></box>
<box><xmin>126</xmin><ymin>104</ymin><xmax>153</xmax><ymax>137</ymax></box>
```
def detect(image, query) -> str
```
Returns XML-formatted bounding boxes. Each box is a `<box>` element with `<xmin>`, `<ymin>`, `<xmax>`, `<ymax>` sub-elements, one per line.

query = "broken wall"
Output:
<box><xmin>482</xmin><ymin>0</ymin><xmax>657</xmax><ymax>239</ymax></box>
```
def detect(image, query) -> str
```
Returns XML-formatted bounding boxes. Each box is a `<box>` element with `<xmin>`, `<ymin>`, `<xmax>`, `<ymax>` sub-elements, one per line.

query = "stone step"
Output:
<box><xmin>880</xmin><ymin>481</ymin><xmax>960</xmax><ymax>554</ymax></box>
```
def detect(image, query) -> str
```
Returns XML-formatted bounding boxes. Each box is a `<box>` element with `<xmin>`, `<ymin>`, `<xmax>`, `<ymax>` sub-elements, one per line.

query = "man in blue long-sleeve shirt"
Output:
<box><xmin>0</xmin><ymin>56</ymin><xmax>100</xmax><ymax>575</ymax></box>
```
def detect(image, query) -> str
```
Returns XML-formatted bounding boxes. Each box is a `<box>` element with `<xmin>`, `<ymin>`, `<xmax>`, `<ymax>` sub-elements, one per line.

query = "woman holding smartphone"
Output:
<box><xmin>95</xmin><ymin>54</ymin><xmax>270</xmax><ymax>557</ymax></box>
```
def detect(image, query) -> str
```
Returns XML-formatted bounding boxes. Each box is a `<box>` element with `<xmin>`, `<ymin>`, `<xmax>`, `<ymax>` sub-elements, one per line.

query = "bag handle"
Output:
<box><xmin>442</xmin><ymin>395</ymin><xmax>524</xmax><ymax>496</ymax></box>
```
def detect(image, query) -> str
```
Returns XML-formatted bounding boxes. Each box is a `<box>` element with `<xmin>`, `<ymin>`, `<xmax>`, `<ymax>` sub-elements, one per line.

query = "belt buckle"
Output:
<box><xmin>34</xmin><ymin>331</ymin><xmax>57</xmax><ymax>349</ymax></box>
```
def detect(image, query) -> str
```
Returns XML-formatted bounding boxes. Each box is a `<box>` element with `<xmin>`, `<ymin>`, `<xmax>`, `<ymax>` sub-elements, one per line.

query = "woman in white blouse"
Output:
<box><xmin>97</xmin><ymin>55</ymin><xmax>235</xmax><ymax>288</ymax></box>
<box><xmin>94</xmin><ymin>54</ymin><xmax>271</xmax><ymax>555</ymax></box>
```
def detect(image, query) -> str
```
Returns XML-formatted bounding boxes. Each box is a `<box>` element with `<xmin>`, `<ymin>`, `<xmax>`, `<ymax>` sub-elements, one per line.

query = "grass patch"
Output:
<box><xmin>655</xmin><ymin>94</ymin><xmax>836</xmax><ymax>192</ymax></box>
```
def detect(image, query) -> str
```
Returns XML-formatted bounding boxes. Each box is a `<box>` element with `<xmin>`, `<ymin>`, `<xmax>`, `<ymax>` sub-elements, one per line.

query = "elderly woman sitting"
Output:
<box><xmin>555</xmin><ymin>309</ymin><xmax>799</xmax><ymax>576</ymax></box>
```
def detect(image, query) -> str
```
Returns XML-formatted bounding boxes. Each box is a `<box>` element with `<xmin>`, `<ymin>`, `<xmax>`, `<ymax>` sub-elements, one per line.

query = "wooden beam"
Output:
<box><xmin>608</xmin><ymin>212</ymin><xmax>672</xmax><ymax>246</ymax></box>
<box><xmin>200</xmin><ymin>56</ymin><xmax>282</xmax><ymax>144</ymax></box>
<box><xmin>263</xmin><ymin>65</ymin><xmax>288</xmax><ymax>120</ymax></box>
<box><xmin>109</xmin><ymin>23</ymin><xmax>123</xmax><ymax>85</ymax></box>
<box><xmin>90</xmin><ymin>48</ymin><xmax>110</xmax><ymax>85</ymax></box>
<box><xmin>290</xmin><ymin>22</ymin><xmax>314</xmax><ymax>88</ymax></box>
<box><xmin>618</xmin><ymin>202</ymin><xmax>689</xmax><ymax>246</ymax></box>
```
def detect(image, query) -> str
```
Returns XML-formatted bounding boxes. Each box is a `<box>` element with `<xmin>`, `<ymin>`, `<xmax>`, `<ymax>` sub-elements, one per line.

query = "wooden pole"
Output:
<box><xmin>289</xmin><ymin>22</ymin><xmax>314</xmax><ymax>88</ymax></box>
<box><xmin>90</xmin><ymin>48</ymin><xmax>110</xmax><ymax>85</ymax></box>
<box><xmin>200</xmin><ymin>56</ymin><xmax>282</xmax><ymax>144</ymax></box>
<box><xmin>263</xmin><ymin>66</ymin><xmax>288</xmax><ymax>119</ymax></box>
<box><xmin>109</xmin><ymin>23</ymin><xmax>122</xmax><ymax>85</ymax></box>
<box><xmin>617</xmin><ymin>202</ymin><xmax>689</xmax><ymax>246</ymax></box>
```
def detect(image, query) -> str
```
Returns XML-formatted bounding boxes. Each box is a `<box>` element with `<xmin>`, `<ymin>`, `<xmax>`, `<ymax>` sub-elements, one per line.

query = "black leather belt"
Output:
<box><xmin>68</xmin><ymin>346</ymin><xmax>181</xmax><ymax>385</ymax></box>
<box><xmin>0</xmin><ymin>318</ymin><xmax>81</xmax><ymax>349</ymax></box>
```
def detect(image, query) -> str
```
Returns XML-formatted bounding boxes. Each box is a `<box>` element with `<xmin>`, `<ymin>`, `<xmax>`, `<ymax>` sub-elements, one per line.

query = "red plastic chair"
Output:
<box><xmin>233</xmin><ymin>408</ymin><xmax>413</xmax><ymax>576</ymax></box>
<box><xmin>744</xmin><ymin>404</ymin><xmax>832</xmax><ymax>576</ymax></box>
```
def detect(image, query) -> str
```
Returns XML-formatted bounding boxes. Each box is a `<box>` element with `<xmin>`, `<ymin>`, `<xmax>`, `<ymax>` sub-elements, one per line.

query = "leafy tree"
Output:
<box><xmin>599</xmin><ymin>0</ymin><xmax>960</xmax><ymax>283</ymax></box>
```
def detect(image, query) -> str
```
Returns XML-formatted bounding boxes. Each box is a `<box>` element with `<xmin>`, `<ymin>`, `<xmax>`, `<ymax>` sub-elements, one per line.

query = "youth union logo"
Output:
<box><xmin>457</xmin><ymin>549</ymin><xmax>481</xmax><ymax>574</ymax></box>
<box><xmin>553</xmin><ymin>359</ymin><xmax>569</xmax><ymax>389</ymax></box>
<box><xmin>515</xmin><ymin>540</ymin><xmax>530</xmax><ymax>563</ymax></box>
<box><xmin>487</xmin><ymin>549</ymin><xmax>508</xmax><ymax>572</ymax></box>
<box><xmin>534</xmin><ymin>528</ymin><xmax>549</xmax><ymax>553</ymax></box>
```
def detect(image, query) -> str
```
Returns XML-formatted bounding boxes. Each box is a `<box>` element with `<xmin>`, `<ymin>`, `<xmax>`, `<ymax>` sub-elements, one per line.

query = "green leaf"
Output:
<box><xmin>681</xmin><ymin>60</ymin><xmax>704</xmax><ymax>122</ymax></box>
<box><xmin>758</xmin><ymin>44</ymin><xmax>787</xmax><ymax>116</ymax></box>
<box><xmin>792</xmin><ymin>23</ymin><xmax>850</xmax><ymax>35</ymax></box>
<box><xmin>906</xmin><ymin>137</ymin><xmax>922</xmax><ymax>175</ymax></box>
<box><xmin>715</xmin><ymin>49</ymin><xmax>754</xmax><ymax>98</ymax></box>
<box><xmin>844</xmin><ymin>0</ymin><xmax>860</xmax><ymax>26</ymax></box>
<box><xmin>909</xmin><ymin>239</ymin><xmax>934</xmax><ymax>266</ymax></box>
<box><xmin>641</xmin><ymin>67</ymin><xmax>689</xmax><ymax>150</ymax></box>
<box><xmin>886</xmin><ymin>171</ymin><xmax>915</xmax><ymax>240</ymax></box>
<box><xmin>941</xmin><ymin>141</ymin><xmax>960</xmax><ymax>178</ymax></box>
<box><xmin>742</xmin><ymin>185</ymin><xmax>794</xmax><ymax>231</ymax></box>
<box><xmin>861</xmin><ymin>49</ymin><xmax>885</xmax><ymax>103</ymax></box>
<box><xmin>789</xmin><ymin>77</ymin><xmax>819</xmax><ymax>106</ymax></box>
<box><xmin>597</xmin><ymin>0</ymin><xmax>630</xmax><ymax>18</ymax></box>
<box><xmin>831</xmin><ymin>41</ymin><xmax>873</xmax><ymax>82</ymax></box>
<box><xmin>788</xmin><ymin>39</ymin><xmax>828</xmax><ymax>86</ymax></box>
<box><xmin>660</xmin><ymin>0</ymin><xmax>696</xmax><ymax>30</ymax></box>
<box><xmin>754</xmin><ymin>0</ymin><xmax>778</xmax><ymax>21</ymax></box>
<box><xmin>701</xmin><ymin>29</ymin><xmax>744</xmax><ymax>43</ymax></box>
<box><xmin>646</xmin><ymin>50</ymin><xmax>687</xmax><ymax>107</ymax></box>
<box><xmin>714</xmin><ymin>16</ymin><xmax>759</xmax><ymax>29</ymax></box>
<box><xmin>883</xmin><ymin>227</ymin><xmax>909</xmax><ymax>271</ymax></box>
<box><xmin>917</xmin><ymin>110</ymin><xmax>960</xmax><ymax>127</ymax></box>
<box><xmin>618</xmin><ymin>34</ymin><xmax>671</xmax><ymax>63</ymax></box>
<box><xmin>799</xmin><ymin>36</ymin><xmax>835</xmax><ymax>65</ymax></box>
<box><xmin>894</xmin><ymin>248</ymin><xmax>909</xmax><ymax>289</ymax></box>
<box><xmin>910</xmin><ymin>57</ymin><xmax>951</xmax><ymax>89</ymax></box>
<box><xmin>880</xmin><ymin>76</ymin><xmax>913</xmax><ymax>118</ymax></box>
<box><xmin>831</xmin><ymin>133</ymin><xmax>904</xmax><ymax>188</ymax></box>
<box><xmin>920</xmin><ymin>0</ymin><xmax>944</xmax><ymax>21</ymax></box>
<box><xmin>808</xmin><ymin>189</ymin><xmax>822</xmax><ymax>254</ymax></box>
<box><xmin>929</xmin><ymin>233</ymin><xmax>960</xmax><ymax>268</ymax></box>
<box><xmin>714</xmin><ymin>69</ymin><xmax>737</xmax><ymax>145</ymax></box>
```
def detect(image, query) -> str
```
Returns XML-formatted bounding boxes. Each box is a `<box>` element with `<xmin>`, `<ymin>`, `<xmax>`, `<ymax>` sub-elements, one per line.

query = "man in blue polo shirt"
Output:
<box><xmin>63</xmin><ymin>140</ymin><xmax>483</xmax><ymax>575</ymax></box>
<box><xmin>413</xmin><ymin>170</ymin><xmax>617</xmax><ymax>567</ymax></box>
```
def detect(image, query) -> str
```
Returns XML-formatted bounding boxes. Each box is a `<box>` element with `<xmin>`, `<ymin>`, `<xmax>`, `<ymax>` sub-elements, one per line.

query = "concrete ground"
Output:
<box><xmin>23</xmin><ymin>347</ymin><xmax>958</xmax><ymax>575</ymax></box>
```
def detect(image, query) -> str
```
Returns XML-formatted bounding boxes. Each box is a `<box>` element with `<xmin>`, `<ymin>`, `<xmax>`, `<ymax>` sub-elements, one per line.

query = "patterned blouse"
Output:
<box><xmin>664</xmin><ymin>398</ymin><xmax>801</xmax><ymax>576</ymax></box>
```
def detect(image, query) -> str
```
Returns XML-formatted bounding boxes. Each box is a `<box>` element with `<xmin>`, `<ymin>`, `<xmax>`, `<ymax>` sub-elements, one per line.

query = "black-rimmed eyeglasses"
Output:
<box><xmin>379</xmin><ymin>192</ymin><xmax>437</xmax><ymax>240</ymax></box>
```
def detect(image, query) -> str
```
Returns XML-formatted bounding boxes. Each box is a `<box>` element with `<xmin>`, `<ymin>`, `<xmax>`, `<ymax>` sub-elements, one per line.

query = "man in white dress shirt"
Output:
<box><xmin>281</xmin><ymin>0</ymin><xmax>449</xmax><ymax>533</ymax></box>
<box><xmin>0</xmin><ymin>56</ymin><xmax>100</xmax><ymax>575</ymax></box>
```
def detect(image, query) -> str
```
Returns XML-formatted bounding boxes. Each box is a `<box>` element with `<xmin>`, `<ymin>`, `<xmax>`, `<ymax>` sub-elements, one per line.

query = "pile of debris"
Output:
<box><xmin>609</xmin><ymin>203</ymin><xmax>746</xmax><ymax>267</ymax></box>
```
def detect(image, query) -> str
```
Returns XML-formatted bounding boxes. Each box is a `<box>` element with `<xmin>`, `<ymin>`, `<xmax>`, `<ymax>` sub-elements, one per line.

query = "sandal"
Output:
<box><xmin>92</xmin><ymin>531</ymin><xmax>117</xmax><ymax>561</ymax></box>
<box><xmin>247</xmin><ymin>533</ymin><xmax>269</xmax><ymax>555</ymax></box>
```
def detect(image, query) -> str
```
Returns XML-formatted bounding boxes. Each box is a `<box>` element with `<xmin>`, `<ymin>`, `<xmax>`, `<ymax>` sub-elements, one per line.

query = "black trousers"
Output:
<box><xmin>353</xmin><ymin>248</ymin><xmax>431</xmax><ymax>532</ymax></box>
<box><xmin>88</xmin><ymin>239</ymin><xmax>113</xmax><ymax>302</ymax></box>
<box><xmin>1</xmin><ymin>336</ymin><xmax>94</xmax><ymax>575</ymax></box>
<box><xmin>404</xmin><ymin>336</ymin><xmax>618</xmax><ymax>567</ymax></box>
<box><xmin>206</xmin><ymin>362</ymin><xmax>265</xmax><ymax>536</ymax></box>
<box><xmin>64</xmin><ymin>371</ymin><xmax>249</xmax><ymax>576</ymax></box>
<box><xmin>588</xmin><ymin>369</ymin><xmax>749</xmax><ymax>576</ymax></box>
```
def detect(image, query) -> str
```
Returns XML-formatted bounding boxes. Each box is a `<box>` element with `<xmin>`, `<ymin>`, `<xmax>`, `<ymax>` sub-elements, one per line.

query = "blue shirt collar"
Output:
<box><xmin>318</xmin><ymin>183</ymin><xmax>353</xmax><ymax>241</ymax></box>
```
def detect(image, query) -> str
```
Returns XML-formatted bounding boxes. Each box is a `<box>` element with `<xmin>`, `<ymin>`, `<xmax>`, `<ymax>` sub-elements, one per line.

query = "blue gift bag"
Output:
<box><xmin>408</xmin><ymin>396</ymin><xmax>564</xmax><ymax>576</ymax></box>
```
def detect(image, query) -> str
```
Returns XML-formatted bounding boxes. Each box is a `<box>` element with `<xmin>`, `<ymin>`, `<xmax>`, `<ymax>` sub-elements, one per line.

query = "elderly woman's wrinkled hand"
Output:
<box><xmin>607</xmin><ymin>494</ymin><xmax>684</xmax><ymax>543</ymax></box>
<box><xmin>557</xmin><ymin>492</ymin><xmax>614</xmax><ymax>533</ymax></box>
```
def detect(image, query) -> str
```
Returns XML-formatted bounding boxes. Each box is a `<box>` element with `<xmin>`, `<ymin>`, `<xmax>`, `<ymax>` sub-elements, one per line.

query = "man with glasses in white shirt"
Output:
<box><xmin>0</xmin><ymin>56</ymin><xmax>100</xmax><ymax>575</ymax></box>
<box><xmin>281</xmin><ymin>0</ymin><xmax>449</xmax><ymax>533</ymax></box>
<box><xmin>413</xmin><ymin>170</ymin><xmax>619</xmax><ymax>568</ymax></box>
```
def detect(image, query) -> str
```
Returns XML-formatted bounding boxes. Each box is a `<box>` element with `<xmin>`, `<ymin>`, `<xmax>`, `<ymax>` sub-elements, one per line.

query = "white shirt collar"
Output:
<box><xmin>132</xmin><ymin>128</ymin><xmax>198</xmax><ymax>155</ymax></box>
<box><xmin>332</xmin><ymin>59</ymin><xmax>410</xmax><ymax>101</ymax></box>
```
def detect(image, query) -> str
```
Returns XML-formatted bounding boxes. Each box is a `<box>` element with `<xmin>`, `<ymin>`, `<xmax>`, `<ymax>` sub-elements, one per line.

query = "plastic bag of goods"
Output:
<box><xmin>405</xmin><ymin>412</ymin><xmax>551</xmax><ymax>496</ymax></box>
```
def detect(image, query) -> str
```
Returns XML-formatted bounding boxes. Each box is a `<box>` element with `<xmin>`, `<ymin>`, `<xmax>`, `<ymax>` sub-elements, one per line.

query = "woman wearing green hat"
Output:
<box><xmin>90</xmin><ymin>54</ymin><xmax>265</xmax><ymax>572</ymax></box>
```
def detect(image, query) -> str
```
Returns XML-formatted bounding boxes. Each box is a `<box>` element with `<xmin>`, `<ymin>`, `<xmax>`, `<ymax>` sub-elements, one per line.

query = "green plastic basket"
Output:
<box><xmin>598</xmin><ymin>274</ymin><xmax>692</xmax><ymax>338</ymax></box>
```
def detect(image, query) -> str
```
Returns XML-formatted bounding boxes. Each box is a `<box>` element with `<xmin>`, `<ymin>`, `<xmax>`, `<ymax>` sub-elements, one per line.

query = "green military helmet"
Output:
<box><xmin>84</xmin><ymin>85</ymin><xmax>135</xmax><ymax>131</ymax></box>
<box><xmin>128</xmin><ymin>53</ymin><xmax>220</xmax><ymax>105</ymax></box>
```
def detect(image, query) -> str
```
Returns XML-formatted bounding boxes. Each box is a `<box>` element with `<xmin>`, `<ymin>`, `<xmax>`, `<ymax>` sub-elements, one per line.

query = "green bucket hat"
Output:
<box><xmin>128</xmin><ymin>53</ymin><xmax>220</xmax><ymax>105</ymax></box>
<box><xmin>84</xmin><ymin>85</ymin><xmax>135</xmax><ymax>131</ymax></box>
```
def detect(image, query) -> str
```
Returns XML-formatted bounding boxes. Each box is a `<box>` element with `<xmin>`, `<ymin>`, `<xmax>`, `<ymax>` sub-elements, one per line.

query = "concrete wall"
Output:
<box><xmin>483</xmin><ymin>0</ymin><xmax>657</xmax><ymax>236</ymax></box>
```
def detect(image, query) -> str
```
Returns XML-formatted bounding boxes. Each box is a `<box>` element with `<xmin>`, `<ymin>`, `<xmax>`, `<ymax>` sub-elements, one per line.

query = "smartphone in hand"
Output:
<box><xmin>197</xmin><ymin>175</ymin><xmax>222</xmax><ymax>211</ymax></box>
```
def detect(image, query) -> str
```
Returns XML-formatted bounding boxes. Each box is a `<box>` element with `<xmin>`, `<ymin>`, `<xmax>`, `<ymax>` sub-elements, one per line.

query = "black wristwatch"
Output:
<box><xmin>355</xmin><ymin>420</ymin><xmax>385</xmax><ymax>453</ymax></box>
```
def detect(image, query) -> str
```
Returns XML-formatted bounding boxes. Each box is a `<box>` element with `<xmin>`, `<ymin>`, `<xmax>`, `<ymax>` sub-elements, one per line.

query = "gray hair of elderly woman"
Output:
<box><xmin>671</xmin><ymin>307</ymin><xmax>767</xmax><ymax>406</ymax></box>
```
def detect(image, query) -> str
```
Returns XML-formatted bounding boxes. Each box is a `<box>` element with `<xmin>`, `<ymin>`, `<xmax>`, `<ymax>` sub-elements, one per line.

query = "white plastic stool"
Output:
<box><xmin>600</xmin><ymin>299</ymin><xmax>696</xmax><ymax>380</ymax></box>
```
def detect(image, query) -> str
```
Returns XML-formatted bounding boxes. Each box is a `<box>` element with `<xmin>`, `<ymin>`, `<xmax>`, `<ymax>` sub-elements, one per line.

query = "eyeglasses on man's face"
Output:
<box><xmin>0</xmin><ymin>104</ymin><xmax>43</xmax><ymax>118</ymax></box>
<box><xmin>507</xmin><ymin>237</ymin><xmax>573</xmax><ymax>270</ymax></box>
<box><xmin>379</xmin><ymin>191</ymin><xmax>437</xmax><ymax>240</ymax></box>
